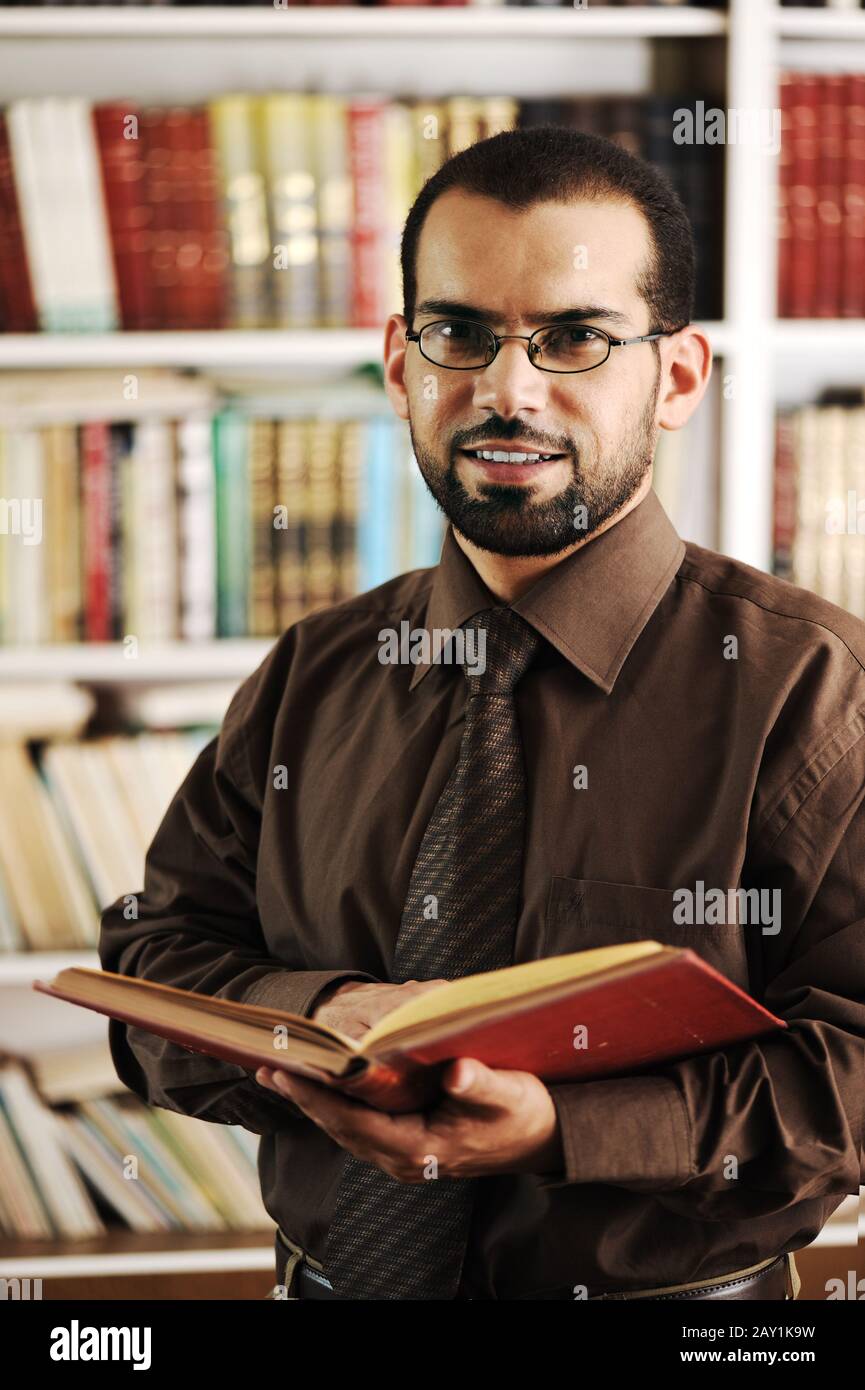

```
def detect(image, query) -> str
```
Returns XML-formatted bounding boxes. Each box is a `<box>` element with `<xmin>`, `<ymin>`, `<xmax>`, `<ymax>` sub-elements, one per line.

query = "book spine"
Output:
<box><xmin>275</xmin><ymin>418</ymin><xmax>307</xmax><ymax>629</ymax></box>
<box><xmin>208</xmin><ymin>95</ymin><xmax>271</xmax><ymax>329</ymax></box>
<box><xmin>789</xmin><ymin>75</ymin><xmax>820</xmax><ymax>318</ymax></box>
<box><xmin>0</xmin><ymin>109</ymin><xmax>38</xmax><ymax>331</ymax></box>
<box><xmin>815</xmin><ymin>74</ymin><xmax>845</xmax><ymax>318</ymax></box>
<box><xmin>777</xmin><ymin>73</ymin><xmax>795</xmax><ymax>318</ymax></box>
<box><xmin>260</xmin><ymin>94</ymin><xmax>319</xmax><ymax>329</ymax></box>
<box><xmin>92</xmin><ymin>102</ymin><xmax>154</xmax><ymax>331</ymax></box>
<box><xmin>248</xmin><ymin>418</ymin><xmax>278</xmax><ymax>636</ymax></box>
<box><xmin>773</xmin><ymin>411</ymin><xmax>797</xmax><ymax>582</ymax></box>
<box><xmin>842</xmin><ymin>74</ymin><xmax>865</xmax><ymax>318</ymax></box>
<box><xmin>177</xmin><ymin>415</ymin><xmax>217</xmax><ymax>642</ymax></box>
<box><xmin>214</xmin><ymin>411</ymin><xmax>250</xmax><ymax>638</ymax></box>
<box><xmin>348</xmin><ymin>99</ymin><xmax>388</xmax><ymax>328</ymax></box>
<box><xmin>304</xmin><ymin>419</ymin><xmax>340</xmax><ymax>613</ymax></box>
<box><xmin>81</xmin><ymin>421</ymin><xmax>113</xmax><ymax>643</ymax></box>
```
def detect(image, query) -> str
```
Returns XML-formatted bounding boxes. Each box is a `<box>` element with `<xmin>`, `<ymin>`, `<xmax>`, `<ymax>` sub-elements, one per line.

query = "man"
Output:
<box><xmin>100</xmin><ymin>126</ymin><xmax>864</xmax><ymax>1302</ymax></box>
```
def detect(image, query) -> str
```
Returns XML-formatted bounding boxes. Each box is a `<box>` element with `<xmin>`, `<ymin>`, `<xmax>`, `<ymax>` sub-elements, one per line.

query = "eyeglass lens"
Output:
<box><xmin>418</xmin><ymin>320</ymin><xmax>610</xmax><ymax>372</ymax></box>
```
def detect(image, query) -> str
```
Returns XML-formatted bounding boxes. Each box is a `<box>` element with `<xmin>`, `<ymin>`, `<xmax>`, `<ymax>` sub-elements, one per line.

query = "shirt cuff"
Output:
<box><xmin>536</xmin><ymin>1075</ymin><xmax>693</xmax><ymax>1191</ymax></box>
<box><xmin>240</xmin><ymin>969</ymin><xmax>381</xmax><ymax>1020</ymax></box>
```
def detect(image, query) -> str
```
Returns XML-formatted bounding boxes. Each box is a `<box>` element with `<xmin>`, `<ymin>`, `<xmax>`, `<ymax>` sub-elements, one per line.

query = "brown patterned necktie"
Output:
<box><xmin>324</xmin><ymin>606</ymin><xmax>542</xmax><ymax>1299</ymax></box>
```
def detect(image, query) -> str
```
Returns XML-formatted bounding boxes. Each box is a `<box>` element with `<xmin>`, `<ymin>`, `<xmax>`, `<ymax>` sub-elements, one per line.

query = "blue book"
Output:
<box><xmin>358</xmin><ymin>417</ymin><xmax>398</xmax><ymax>592</ymax></box>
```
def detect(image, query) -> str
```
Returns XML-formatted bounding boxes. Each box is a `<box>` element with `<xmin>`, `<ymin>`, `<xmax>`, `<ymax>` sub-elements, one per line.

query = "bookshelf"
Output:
<box><xmin>1</xmin><ymin>0</ymin><xmax>863</xmax><ymax>1298</ymax></box>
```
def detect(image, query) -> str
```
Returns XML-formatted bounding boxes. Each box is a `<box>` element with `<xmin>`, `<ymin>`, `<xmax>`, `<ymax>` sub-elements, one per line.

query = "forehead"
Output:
<box><xmin>415</xmin><ymin>190</ymin><xmax>651</xmax><ymax>326</ymax></box>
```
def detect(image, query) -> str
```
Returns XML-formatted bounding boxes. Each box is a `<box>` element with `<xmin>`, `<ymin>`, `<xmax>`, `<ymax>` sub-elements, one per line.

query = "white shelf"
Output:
<box><xmin>773</xmin><ymin>320</ymin><xmax>865</xmax><ymax>354</ymax></box>
<box><xmin>775</xmin><ymin>8</ymin><xmax>865</xmax><ymax>42</ymax></box>
<box><xmin>0</xmin><ymin>323</ymin><xmax>734</xmax><ymax>370</ymax></box>
<box><xmin>0</xmin><ymin>6</ymin><xmax>729</xmax><ymax>41</ymax></box>
<box><xmin>0</xmin><ymin>639</ymin><xmax>275</xmax><ymax>683</ymax></box>
<box><xmin>0</xmin><ymin>329</ymin><xmax>385</xmax><ymax>371</ymax></box>
<box><xmin>0</xmin><ymin>952</ymin><xmax>99</xmax><ymax>985</ymax></box>
<box><xmin>0</xmin><ymin>1244</ymin><xmax>273</xmax><ymax>1278</ymax></box>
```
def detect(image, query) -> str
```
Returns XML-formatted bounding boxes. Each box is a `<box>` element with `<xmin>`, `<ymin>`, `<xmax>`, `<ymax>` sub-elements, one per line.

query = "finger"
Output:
<box><xmin>279</xmin><ymin>1073</ymin><xmax>422</xmax><ymax>1150</ymax></box>
<box><xmin>440</xmin><ymin>1058</ymin><xmax>514</xmax><ymax>1107</ymax></box>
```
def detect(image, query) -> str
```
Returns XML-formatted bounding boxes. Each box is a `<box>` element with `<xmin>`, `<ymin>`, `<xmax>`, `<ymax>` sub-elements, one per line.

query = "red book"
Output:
<box><xmin>777</xmin><ymin>74</ymin><xmax>795</xmax><ymax>318</ymax></box>
<box><xmin>0</xmin><ymin>109</ymin><xmax>37</xmax><ymax>332</ymax></box>
<box><xmin>348</xmin><ymin>98</ymin><xmax>388</xmax><ymax>329</ymax></box>
<box><xmin>842</xmin><ymin>74</ymin><xmax>865</xmax><ymax>319</ymax></box>
<box><xmin>789</xmin><ymin>74</ymin><xmax>820</xmax><ymax>319</ymax></box>
<box><xmin>81</xmin><ymin>421</ymin><xmax>113</xmax><ymax>643</ymax></box>
<box><xmin>815</xmin><ymin>74</ymin><xmax>845</xmax><ymax>318</ymax></box>
<box><xmin>34</xmin><ymin>945</ymin><xmax>786</xmax><ymax>1115</ymax></box>
<box><xmin>92</xmin><ymin>102</ymin><xmax>156</xmax><ymax>332</ymax></box>
<box><xmin>140</xmin><ymin>106</ymin><xmax>228</xmax><ymax>331</ymax></box>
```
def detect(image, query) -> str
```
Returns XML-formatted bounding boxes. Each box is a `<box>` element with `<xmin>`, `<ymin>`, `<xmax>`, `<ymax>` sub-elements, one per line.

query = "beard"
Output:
<box><xmin>408</xmin><ymin>367</ymin><xmax>661</xmax><ymax>559</ymax></box>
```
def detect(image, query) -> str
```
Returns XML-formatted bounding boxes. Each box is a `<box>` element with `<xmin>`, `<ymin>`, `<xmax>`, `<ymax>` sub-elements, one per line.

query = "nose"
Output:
<box><xmin>471</xmin><ymin>336</ymin><xmax>550</xmax><ymax>417</ymax></box>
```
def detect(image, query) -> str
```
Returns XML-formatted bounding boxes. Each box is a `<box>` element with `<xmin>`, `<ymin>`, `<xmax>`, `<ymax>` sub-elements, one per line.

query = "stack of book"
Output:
<box><xmin>773</xmin><ymin>394</ymin><xmax>865</xmax><ymax>617</ymax></box>
<box><xmin>777</xmin><ymin>71</ymin><xmax>865</xmax><ymax>318</ymax></box>
<box><xmin>0</xmin><ymin>89</ymin><xmax>724</xmax><ymax>335</ymax></box>
<box><xmin>0</xmin><ymin>1048</ymin><xmax>272</xmax><ymax>1240</ymax></box>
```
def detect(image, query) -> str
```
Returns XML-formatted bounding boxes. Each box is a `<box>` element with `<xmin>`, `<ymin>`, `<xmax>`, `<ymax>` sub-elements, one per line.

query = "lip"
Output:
<box><xmin>456</xmin><ymin>446</ymin><xmax>567</xmax><ymax>482</ymax></box>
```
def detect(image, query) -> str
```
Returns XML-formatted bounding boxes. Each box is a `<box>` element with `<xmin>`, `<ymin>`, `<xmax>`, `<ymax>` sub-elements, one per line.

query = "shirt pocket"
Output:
<box><xmin>543</xmin><ymin>876</ymin><xmax>752</xmax><ymax>994</ymax></box>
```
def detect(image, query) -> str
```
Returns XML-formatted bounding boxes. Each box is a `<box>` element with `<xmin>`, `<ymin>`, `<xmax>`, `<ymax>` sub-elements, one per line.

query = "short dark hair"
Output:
<box><xmin>400</xmin><ymin>124</ymin><xmax>696</xmax><ymax>336</ymax></box>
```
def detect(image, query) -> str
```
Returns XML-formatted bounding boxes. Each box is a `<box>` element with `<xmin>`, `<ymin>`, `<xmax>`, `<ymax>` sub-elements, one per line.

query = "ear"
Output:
<box><xmin>656</xmin><ymin>326</ymin><xmax>713</xmax><ymax>432</ymax></box>
<box><xmin>383</xmin><ymin>313</ymin><xmax>411</xmax><ymax>422</ymax></box>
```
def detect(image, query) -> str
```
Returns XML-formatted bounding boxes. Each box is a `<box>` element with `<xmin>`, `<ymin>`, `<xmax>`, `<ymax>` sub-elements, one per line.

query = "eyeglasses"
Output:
<box><xmin>405</xmin><ymin>318</ymin><xmax>684</xmax><ymax>374</ymax></box>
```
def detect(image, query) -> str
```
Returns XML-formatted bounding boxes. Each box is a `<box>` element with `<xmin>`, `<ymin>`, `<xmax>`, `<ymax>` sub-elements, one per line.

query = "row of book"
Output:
<box><xmin>0</xmin><ymin>726</ymin><xmax>214</xmax><ymax>951</ymax></box>
<box><xmin>777</xmin><ymin>73</ymin><xmax>865</xmax><ymax>319</ymax></box>
<box><xmin>0</xmin><ymin>1050</ymin><xmax>271</xmax><ymax>1240</ymax></box>
<box><xmin>0</xmin><ymin>90</ymin><xmax>724</xmax><ymax>335</ymax></box>
<box><xmin>774</xmin><ymin>395</ymin><xmax>865</xmax><ymax>619</ymax></box>
<box><xmin>0</xmin><ymin>369</ymin><xmax>445</xmax><ymax>646</ymax></box>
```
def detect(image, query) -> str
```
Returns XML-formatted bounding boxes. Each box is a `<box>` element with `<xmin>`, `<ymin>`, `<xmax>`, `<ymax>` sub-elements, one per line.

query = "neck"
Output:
<box><xmin>452</xmin><ymin>471</ymin><xmax>653</xmax><ymax>603</ymax></box>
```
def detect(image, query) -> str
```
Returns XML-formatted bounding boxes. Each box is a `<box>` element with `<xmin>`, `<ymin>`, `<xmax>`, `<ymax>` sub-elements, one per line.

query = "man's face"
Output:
<box><xmin>398</xmin><ymin>191</ymin><xmax>664</xmax><ymax>558</ymax></box>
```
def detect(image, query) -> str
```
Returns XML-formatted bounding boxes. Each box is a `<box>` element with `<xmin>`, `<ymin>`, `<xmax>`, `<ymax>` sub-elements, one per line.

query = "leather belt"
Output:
<box><xmin>274</xmin><ymin>1228</ymin><xmax>795</xmax><ymax>1301</ymax></box>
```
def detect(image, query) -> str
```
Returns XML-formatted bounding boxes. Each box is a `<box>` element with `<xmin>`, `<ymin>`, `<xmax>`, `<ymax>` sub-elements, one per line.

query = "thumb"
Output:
<box><xmin>442</xmin><ymin>1058</ymin><xmax>501</xmax><ymax>1101</ymax></box>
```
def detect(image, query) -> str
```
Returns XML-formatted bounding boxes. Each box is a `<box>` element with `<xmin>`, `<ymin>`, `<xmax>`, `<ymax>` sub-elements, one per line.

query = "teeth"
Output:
<box><xmin>470</xmin><ymin>449</ymin><xmax>555</xmax><ymax>463</ymax></box>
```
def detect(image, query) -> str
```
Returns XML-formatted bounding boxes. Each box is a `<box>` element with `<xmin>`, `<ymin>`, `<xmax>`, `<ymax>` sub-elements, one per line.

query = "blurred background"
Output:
<box><xmin>0</xmin><ymin>0</ymin><xmax>861</xmax><ymax>1300</ymax></box>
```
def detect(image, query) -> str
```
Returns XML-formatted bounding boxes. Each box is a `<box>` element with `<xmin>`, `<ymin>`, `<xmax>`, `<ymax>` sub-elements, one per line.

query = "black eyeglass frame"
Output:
<box><xmin>405</xmin><ymin>318</ymin><xmax>686</xmax><ymax>374</ymax></box>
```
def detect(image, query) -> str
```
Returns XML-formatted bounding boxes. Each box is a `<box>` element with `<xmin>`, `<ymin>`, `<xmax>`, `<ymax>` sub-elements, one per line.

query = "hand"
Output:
<box><xmin>254</xmin><ymin>1057</ymin><xmax>564</xmax><ymax>1181</ymax></box>
<box><xmin>308</xmin><ymin>977</ymin><xmax>451</xmax><ymax>1041</ymax></box>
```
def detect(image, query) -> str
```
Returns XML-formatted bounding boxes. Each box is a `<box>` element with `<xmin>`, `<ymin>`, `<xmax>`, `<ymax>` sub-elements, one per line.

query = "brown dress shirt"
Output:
<box><xmin>99</xmin><ymin>487</ymin><xmax>865</xmax><ymax>1298</ymax></box>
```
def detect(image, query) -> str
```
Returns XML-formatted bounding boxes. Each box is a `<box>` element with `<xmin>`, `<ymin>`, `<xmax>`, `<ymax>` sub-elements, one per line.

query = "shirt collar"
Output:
<box><xmin>408</xmin><ymin>488</ymin><xmax>685</xmax><ymax>695</ymax></box>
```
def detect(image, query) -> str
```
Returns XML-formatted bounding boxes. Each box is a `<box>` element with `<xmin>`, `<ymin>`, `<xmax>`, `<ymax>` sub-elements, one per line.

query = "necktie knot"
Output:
<box><xmin>462</xmin><ymin>607</ymin><xmax>541</xmax><ymax>695</ymax></box>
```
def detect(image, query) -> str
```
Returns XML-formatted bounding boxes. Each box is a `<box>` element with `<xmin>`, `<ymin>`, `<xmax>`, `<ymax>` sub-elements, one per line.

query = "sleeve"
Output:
<box><xmin>98</xmin><ymin>644</ymin><xmax>380</xmax><ymax>1134</ymax></box>
<box><xmin>537</xmin><ymin>730</ymin><xmax>865</xmax><ymax>1213</ymax></box>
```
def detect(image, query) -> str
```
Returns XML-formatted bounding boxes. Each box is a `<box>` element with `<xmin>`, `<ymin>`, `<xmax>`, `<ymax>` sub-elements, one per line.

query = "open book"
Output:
<box><xmin>34</xmin><ymin>943</ymin><xmax>786</xmax><ymax>1113</ymax></box>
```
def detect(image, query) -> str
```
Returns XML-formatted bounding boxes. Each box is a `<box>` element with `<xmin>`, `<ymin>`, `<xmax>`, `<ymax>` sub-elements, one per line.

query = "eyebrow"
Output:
<box><xmin>413</xmin><ymin>298</ymin><xmax>634</xmax><ymax>330</ymax></box>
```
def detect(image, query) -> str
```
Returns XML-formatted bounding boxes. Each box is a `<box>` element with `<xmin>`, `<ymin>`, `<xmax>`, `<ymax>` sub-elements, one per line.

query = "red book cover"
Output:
<box><xmin>92</xmin><ymin>102</ymin><xmax>156</xmax><ymax>331</ymax></box>
<box><xmin>183</xmin><ymin>107</ymin><xmax>229</xmax><ymax>330</ymax></box>
<box><xmin>34</xmin><ymin>950</ymin><xmax>787</xmax><ymax>1115</ymax></box>
<box><xmin>789</xmin><ymin>74</ymin><xmax>820</xmax><ymax>319</ymax></box>
<box><xmin>776</xmin><ymin>73</ymin><xmax>795</xmax><ymax>318</ymax></box>
<box><xmin>81</xmin><ymin>421</ymin><xmax>113</xmax><ymax>643</ymax></box>
<box><xmin>139</xmin><ymin>106</ymin><xmax>227</xmax><ymax>330</ymax></box>
<box><xmin>348</xmin><ymin>98</ymin><xmax>388</xmax><ymax>328</ymax></box>
<box><xmin>815</xmin><ymin>74</ymin><xmax>845</xmax><ymax>318</ymax></box>
<box><xmin>0</xmin><ymin>109</ymin><xmax>37</xmax><ymax>332</ymax></box>
<box><xmin>842</xmin><ymin>74</ymin><xmax>865</xmax><ymax>319</ymax></box>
